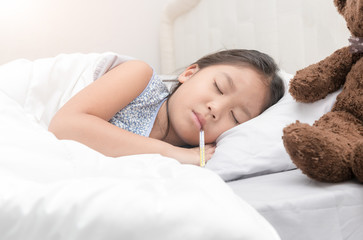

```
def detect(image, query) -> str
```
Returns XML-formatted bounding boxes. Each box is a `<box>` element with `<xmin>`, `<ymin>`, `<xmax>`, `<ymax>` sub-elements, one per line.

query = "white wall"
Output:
<box><xmin>0</xmin><ymin>0</ymin><xmax>169</xmax><ymax>72</ymax></box>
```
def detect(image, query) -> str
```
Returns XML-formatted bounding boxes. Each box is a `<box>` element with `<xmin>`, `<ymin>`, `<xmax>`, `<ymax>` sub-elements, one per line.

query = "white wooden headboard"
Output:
<box><xmin>160</xmin><ymin>0</ymin><xmax>350</xmax><ymax>75</ymax></box>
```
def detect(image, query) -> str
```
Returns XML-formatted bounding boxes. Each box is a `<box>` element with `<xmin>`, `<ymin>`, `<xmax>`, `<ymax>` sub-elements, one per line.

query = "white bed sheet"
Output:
<box><xmin>0</xmin><ymin>53</ymin><xmax>280</xmax><ymax>240</ymax></box>
<box><xmin>228</xmin><ymin>170</ymin><xmax>363</xmax><ymax>240</ymax></box>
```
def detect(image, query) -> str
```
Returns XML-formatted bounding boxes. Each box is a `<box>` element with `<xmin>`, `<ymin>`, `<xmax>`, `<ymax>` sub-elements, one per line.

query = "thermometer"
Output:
<box><xmin>199</xmin><ymin>130</ymin><xmax>205</xmax><ymax>167</ymax></box>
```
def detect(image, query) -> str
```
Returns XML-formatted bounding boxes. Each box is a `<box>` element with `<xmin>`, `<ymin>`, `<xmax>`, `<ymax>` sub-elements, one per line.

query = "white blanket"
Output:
<box><xmin>0</xmin><ymin>53</ymin><xmax>279</xmax><ymax>240</ymax></box>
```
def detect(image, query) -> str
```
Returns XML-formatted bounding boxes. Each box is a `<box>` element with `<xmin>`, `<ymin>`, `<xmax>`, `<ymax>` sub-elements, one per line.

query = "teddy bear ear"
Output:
<box><xmin>334</xmin><ymin>0</ymin><xmax>346</xmax><ymax>15</ymax></box>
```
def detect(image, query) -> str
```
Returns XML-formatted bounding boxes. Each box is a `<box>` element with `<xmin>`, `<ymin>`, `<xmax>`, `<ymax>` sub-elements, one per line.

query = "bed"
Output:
<box><xmin>160</xmin><ymin>0</ymin><xmax>363</xmax><ymax>239</ymax></box>
<box><xmin>0</xmin><ymin>53</ymin><xmax>278</xmax><ymax>239</ymax></box>
<box><xmin>0</xmin><ymin>0</ymin><xmax>362</xmax><ymax>240</ymax></box>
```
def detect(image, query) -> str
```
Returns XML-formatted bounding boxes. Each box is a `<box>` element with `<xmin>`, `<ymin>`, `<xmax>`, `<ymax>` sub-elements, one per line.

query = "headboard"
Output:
<box><xmin>160</xmin><ymin>0</ymin><xmax>350</xmax><ymax>75</ymax></box>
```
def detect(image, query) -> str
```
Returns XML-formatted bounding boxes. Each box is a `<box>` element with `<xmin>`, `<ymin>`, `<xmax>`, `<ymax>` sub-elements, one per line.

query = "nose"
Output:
<box><xmin>208</xmin><ymin>106</ymin><xmax>217</xmax><ymax>120</ymax></box>
<box><xmin>207</xmin><ymin>99</ymin><xmax>227</xmax><ymax>121</ymax></box>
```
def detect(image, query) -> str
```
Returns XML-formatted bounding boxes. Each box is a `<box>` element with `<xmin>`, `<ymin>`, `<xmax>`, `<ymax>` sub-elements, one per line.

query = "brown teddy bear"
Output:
<box><xmin>282</xmin><ymin>0</ymin><xmax>363</xmax><ymax>183</ymax></box>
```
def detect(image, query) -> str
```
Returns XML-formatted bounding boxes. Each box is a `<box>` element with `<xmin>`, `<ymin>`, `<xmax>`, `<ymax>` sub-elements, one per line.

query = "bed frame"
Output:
<box><xmin>160</xmin><ymin>0</ymin><xmax>349</xmax><ymax>75</ymax></box>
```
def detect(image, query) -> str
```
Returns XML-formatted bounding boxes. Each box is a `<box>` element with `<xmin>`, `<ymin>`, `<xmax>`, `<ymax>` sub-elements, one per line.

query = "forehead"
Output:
<box><xmin>202</xmin><ymin>64</ymin><xmax>266</xmax><ymax>85</ymax></box>
<box><xmin>203</xmin><ymin>64</ymin><xmax>258</xmax><ymax>75</ymax></box>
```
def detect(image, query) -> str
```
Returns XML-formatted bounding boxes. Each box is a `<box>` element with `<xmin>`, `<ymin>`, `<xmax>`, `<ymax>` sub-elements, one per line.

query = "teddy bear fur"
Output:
<box><xmin>282</xmin><ymin>0</ymin><xmax>363</xmax><ymax>183</ymax></box>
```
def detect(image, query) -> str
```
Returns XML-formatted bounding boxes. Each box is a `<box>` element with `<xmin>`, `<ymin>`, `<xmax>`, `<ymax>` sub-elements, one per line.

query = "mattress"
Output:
<box><xmin>228</xmin><ymin>170</ymin><xmax>363</xmax><ymax>240</ymax></box>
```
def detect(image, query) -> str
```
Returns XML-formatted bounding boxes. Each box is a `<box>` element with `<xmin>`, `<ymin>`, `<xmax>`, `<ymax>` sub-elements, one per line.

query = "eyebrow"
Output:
<box><xmin>222</xmin><ymin>71</ymin><xmax>252</xmax><ymax>119</ymax></box>
<box><xmin>222</xmin><ymin>72</ymin><xmax>235</xmax><ymax>90</ymax></box>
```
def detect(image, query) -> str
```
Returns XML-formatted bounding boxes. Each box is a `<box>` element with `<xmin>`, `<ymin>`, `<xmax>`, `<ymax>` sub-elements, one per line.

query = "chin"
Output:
<box><xmin>179</xmin><ymin>133</ymin><xmax>199</xmax><ymax>147</ymax></box>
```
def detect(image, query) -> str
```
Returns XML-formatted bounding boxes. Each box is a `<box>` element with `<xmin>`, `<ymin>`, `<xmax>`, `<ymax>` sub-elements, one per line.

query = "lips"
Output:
<box><xmin>192</xmin><ymin>111</ymin><xmax>206</xmax><ymax>130</ymax></box>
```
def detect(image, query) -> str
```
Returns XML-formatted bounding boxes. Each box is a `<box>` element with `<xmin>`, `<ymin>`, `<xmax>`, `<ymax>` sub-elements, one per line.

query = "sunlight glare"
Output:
<box><xmin>0</xmin><ymin>0</ymin><xmax>31</xmax><ymax>18</ymax></box>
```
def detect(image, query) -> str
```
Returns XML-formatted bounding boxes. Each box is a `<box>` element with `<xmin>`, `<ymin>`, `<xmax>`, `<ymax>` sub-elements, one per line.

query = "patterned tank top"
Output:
<box><xmin>108</xmin><ymin>71</ymin><xmax>169</xmax><ymax>136</ymax></box>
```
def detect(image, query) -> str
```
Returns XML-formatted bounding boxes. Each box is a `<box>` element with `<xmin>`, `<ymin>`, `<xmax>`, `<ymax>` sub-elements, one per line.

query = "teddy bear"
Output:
<box><xmin>282</xmin><ymin>0</ymin><xmax>363</xmax><ymax>183</ymax></box>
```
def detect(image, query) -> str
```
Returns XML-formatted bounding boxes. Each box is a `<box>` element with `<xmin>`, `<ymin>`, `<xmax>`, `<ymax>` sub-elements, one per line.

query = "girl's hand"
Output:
<box><xmin>169</xmin><ymin>144</ymin><xmax>216</xmax><ymax>166</ymax></box>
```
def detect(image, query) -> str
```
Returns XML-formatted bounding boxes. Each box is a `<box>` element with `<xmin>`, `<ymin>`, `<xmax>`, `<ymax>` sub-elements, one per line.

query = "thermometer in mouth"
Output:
<box><xmin>199</xmin><ymin>130</ymin><xmax>205</xmax><ymax>167</ymax></box>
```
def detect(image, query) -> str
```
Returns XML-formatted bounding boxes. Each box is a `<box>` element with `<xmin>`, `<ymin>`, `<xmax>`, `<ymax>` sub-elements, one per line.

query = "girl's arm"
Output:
<box><xmin>48</xmin><ymin>60</ymin><xmax>214</xmax><ymax>165</ymax></box>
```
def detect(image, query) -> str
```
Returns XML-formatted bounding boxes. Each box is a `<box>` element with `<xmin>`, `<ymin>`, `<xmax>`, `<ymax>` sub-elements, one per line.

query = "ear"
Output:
<box><xmin>178</xmin><ymin>64</ymin><xmax>199</xmax><ymax>83</ymax></box>
<box><xmin>334</xmin><ymin>0</ymin><xmax>346</xmax><ymax>15</ymax></box>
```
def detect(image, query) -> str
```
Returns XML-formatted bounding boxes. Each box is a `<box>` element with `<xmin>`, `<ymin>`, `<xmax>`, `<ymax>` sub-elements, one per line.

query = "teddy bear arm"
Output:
<box><xmin>289</xmin><ymin>47</ymin><xmax>353</xmax><ymax>103</ymax></box>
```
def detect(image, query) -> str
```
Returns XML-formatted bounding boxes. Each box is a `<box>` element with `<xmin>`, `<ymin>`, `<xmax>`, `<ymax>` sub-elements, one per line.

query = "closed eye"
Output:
<box><xmin>214</xmin><ymin>81</ymin><xmax>223</xmax><ymax>94</ymax></box>
<box><xmin>231</xmin><ymin>111</ymin><xmax>239</xmax><ymax>125</ymax></box>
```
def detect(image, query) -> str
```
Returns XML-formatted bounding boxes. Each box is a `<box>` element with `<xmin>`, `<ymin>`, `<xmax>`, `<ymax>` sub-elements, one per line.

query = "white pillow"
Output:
<box><xmin>206</xmin><ymin>70</ymin><xmax>341</xmax><ymax>182</ymax></box>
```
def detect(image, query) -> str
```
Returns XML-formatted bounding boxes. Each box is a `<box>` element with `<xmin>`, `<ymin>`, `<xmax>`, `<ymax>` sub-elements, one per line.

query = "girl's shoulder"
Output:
<box><xmin>120</xmin><ymin>59</ymin><xmax>154</xmax><ymax>80</ymax></box>
<box><xmin>116</xmin><ymin>60</ymin><xmax>167</xmax><ymax>97</ymax></box>
<box><xmin>108</xmin><ymin>59</ymin><xmax>154</xmax><ymax>95</ymax></box>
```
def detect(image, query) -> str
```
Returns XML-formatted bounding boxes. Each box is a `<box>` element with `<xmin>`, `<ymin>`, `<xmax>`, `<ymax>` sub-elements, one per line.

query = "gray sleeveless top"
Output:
<box><xmin>108</xmin><ymin>71</ymin><xmax>169</xmax><ymax>136</ymax></box>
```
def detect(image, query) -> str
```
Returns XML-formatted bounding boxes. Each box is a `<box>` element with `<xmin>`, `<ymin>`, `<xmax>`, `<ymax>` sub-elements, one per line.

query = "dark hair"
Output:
<box><xmin>170</xmin><ymin>49</ymin><xmax>285</xmax><ymax>112</ymax></box>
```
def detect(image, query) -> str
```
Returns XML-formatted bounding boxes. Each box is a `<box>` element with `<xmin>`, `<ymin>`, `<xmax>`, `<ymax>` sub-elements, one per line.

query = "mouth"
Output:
<box><xmin>192</xmin><ymin>111</ymin><xmax>205</xmax><ymax>130</ymax></box>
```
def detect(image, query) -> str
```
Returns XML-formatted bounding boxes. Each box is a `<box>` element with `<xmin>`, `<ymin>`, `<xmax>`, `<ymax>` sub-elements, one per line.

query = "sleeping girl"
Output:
<box><xmin>48</xmin><ymin>49</ymin><xmax>285</xmax><ymax>165</ymax></box>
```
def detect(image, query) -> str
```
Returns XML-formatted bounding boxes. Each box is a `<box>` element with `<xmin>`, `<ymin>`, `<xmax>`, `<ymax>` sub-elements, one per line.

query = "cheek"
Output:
<box><xmin>205</xmin><ymin>123</ymin><xmax>232</xmax><ymax>143</ymax></box>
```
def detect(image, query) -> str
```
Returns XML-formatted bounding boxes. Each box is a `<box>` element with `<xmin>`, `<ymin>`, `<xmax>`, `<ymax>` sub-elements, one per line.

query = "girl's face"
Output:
<box><xmin>167</xmin><ymin>64</ymin><xmax>269</xmax><ymax>146</ymax></box>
